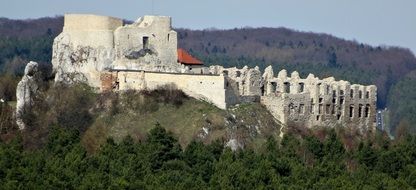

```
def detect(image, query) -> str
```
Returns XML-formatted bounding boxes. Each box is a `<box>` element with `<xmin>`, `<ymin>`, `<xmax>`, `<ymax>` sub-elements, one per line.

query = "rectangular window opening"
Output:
<box><xmin>271</xmin><ymin>82</ymin><xmax>277</xmax><ymax>94</ymax></box>
<box><xmin>284</xmin><ymin>82</ymin><xmax>290</xmax><ymax>93</ymax></box>
<box><xmin>299</xmin><ymin>83</ymin><xmax>304</xmax><ymax>93</ymax></box>
<box><xmin>365</xmin><ymin>104</ymin><xmax>370</xmax><ymax>118</ymax></box>
<box><xmin>143</xmin><ymin>36</ymin><xmax>149</xmax><ymax>49</ymax></box>
<box><xmin>349</xmin><ymin>105</ymin><xmax>354</xmax><ymax>118</ymax></box>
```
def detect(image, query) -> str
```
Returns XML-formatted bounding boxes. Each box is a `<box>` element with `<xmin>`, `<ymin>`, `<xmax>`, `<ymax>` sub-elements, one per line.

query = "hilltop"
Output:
<box><xmin>0</xmin><ymin>16</ymin><xmax>415</xmax><ymax>134</ymax></box>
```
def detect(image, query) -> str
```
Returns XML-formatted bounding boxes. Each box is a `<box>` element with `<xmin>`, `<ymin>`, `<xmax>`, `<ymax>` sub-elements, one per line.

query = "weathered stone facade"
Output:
<box><xmin>52</xmin><ymin>14</ymin><xmax>182</xmax><ymax>89</ymax></box>
<box><xmin>50</xmin><ymin>14</ymin><xmax>377</xmax><ymax>131</ymax></box>
<box><xmin>260</xmin><ymin>66</ymin><xmax>377</xmax><ymax>132</ymax></box>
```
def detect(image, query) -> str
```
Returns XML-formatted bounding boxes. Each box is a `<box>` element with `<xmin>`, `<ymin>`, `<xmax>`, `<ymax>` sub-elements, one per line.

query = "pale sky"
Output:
<box><xmin>1</xmin><ymin>0</ymin><xmax>415</xmax><ymax>54</ymax></box>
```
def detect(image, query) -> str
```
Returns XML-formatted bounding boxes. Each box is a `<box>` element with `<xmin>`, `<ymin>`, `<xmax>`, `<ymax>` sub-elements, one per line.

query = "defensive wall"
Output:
<box><xmin>102</xmin><ymin>70</ymin><xmax>235</xmax><ymax>109</ymax></box>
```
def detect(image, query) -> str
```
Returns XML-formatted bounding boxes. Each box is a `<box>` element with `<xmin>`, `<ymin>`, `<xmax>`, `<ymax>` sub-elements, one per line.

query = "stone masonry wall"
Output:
<box><xmin>261</xmin><ymin>66</ymin><xmax>377</xmax><ymax>131</ymax></box>
<box><xmin>113</xmin><ymin>70</ymin><xmax>229</xmax><ymax>109</ymax></box>
<box><xmin>53</xmin><ymin>14</ymin><xmax>180</xmax><ymax>89</ymax></box>
<box><xmin>113</xmin><ymin>16</ymin><xmax>179</xmax><ymax>72</ymax></box>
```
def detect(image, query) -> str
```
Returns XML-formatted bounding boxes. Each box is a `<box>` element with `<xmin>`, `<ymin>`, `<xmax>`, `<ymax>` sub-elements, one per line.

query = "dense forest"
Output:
<box><xmin>1</xmin><ymin>124</ymin><xmax>416</xmax><ymax>189</ymax></box>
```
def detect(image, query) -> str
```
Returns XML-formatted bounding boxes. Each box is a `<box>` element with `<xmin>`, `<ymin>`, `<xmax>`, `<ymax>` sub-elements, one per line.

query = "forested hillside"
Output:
<box><xmin>1</xmin><ymin>123</ymin><xmax>416</xmax><ymax>189</ymax></box>
<box><xmin>0</xmin><ymin>16</ymin><xmax>415</xmax><ymax>134</ymax></box>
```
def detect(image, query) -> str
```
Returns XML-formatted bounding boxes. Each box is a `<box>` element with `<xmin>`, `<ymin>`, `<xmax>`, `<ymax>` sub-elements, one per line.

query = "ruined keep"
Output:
<box><xmin>49</xmin><ymin>14</ymin><xmax>377</xmax><ymax>131</ymax></box>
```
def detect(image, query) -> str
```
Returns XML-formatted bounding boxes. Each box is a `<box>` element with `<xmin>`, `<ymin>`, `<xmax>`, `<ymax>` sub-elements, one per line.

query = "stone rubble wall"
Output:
<box><xmin>261</xmin><ymin>66</ymin><xmax>377</xmax><ymax>131</ymax></box>
<box><xmin>209</xmin><ymin>65</ymin><xmax>262</xmax><ymax>101</ymax></box>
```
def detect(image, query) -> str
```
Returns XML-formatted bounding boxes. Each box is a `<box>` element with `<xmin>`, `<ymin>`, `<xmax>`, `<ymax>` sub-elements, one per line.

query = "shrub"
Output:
<box><xmin>144</xmin><ymin>84</ymin><xmax>188</xmax><ymax>107</ymax></box>
<box><xmin>0</xmin><ymin>74</ymin><xmax>19</xmax><ymax>101</ymax></box>
<box><xmin>0</xmin><ymin>103</ymin><xmax>17</xmax><ymax>133</ymax></box>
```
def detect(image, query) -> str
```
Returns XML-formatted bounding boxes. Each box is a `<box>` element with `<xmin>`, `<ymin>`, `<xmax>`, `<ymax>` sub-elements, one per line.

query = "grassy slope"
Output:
<box><xmin>82</xmin><ymin>92</ymin><xmax>281</xmax><ymax>153</ymax></box>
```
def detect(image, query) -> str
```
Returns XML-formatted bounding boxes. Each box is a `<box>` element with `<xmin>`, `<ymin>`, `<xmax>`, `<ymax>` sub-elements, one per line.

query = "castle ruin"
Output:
<box><xmin>51</xmin><ymin>14</ymin><xmax>377</xmax><ymax>132</ymax></box>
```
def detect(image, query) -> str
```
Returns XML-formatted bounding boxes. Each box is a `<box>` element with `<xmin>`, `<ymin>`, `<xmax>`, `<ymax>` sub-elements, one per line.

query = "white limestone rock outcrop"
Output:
<box><xmin>16</xmin><ymin>61</ymin><xmax>42</xmax><ymax>130</ymax></box>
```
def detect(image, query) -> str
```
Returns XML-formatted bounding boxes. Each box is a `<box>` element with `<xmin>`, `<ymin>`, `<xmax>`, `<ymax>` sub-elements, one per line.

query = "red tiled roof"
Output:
<box><xmin>177</xmin><ymin>48</ymin><xmax>203</xmax><ymax>65</ymax></box>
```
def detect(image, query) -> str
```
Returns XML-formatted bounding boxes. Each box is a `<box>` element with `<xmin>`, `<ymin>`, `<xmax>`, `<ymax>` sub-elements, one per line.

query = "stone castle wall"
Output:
<box><xmin>51</xmin><ymin>13</ymin><xmax>378</xmax><ymax>131</ymax></box>
<box><xmin>53</xmin><ymin>14</ymin><xmax>180</xmax><ymax>89</ymax></box>
<box><xmin>113</xmin><ymin>16</ymin><xmax>179</xmax><ymax>72</ymax></box>
<box><xmin>63</xmin><ymin>14</ymin><xmax>123</xmax><ymax>48</ymax></box>
<box><xmin>261</xmin><ymin>66</ymin><xmax>377</xmax><ymax>131</ymax></box>
<box><xmin>106</xmin><ymin>70</ymin><xmax>229</xmax><ymax>109</ymax></box>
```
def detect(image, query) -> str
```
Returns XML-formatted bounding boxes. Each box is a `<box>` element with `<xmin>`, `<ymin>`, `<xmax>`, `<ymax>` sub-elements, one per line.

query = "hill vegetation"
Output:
<box><xmin>0</xmin><ymin>82</ymin><xmax>281</xmax><ymax>152</ymax></box>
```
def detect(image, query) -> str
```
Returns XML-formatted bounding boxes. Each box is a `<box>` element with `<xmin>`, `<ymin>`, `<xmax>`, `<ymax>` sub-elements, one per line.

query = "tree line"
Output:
<box><xmin>0</xmin><ymin>124</ymin><xmax>415</xmax><ymax>189</ymax></box>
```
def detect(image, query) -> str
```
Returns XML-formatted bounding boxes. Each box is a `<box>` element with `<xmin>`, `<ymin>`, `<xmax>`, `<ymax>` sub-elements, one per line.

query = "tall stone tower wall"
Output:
<box><xmin>113</xmin><ymin>16</ymin><xmax>179</xmax><ymax>71</ymax></box>
<box><xmin>52</xmin><ymin>14</ymin><xmax>180</xmax><ymax>89</ymax></box>
<box><xmin>63</xmin><ymin>14</ymin><xmax>123</xmax><ymax>48</ymax></box>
